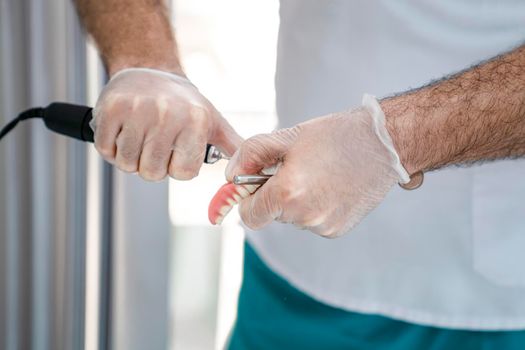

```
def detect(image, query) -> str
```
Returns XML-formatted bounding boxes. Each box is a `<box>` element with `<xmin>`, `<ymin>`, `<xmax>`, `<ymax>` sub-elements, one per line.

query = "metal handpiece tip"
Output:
<box><xmin>233</xmin><ymin>174</ymin><xmax>272</xmax><ymax>185</ymax></box>
<box><xmin>205</xmin><ymin>145</ymin><xmax>229</xmax><ymax>164</ymax></box>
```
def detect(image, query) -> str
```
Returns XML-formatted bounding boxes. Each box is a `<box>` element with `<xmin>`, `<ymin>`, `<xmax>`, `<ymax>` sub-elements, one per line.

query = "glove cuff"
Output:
<box><xmin>362</xmin><ymin>93</ymin><xmax>411</xmax><ymax>184</ymax></box>
<box><xmin>110</xmin><ymin>67</ymin><xmax>195</xmax><ymax>88</ymax></box>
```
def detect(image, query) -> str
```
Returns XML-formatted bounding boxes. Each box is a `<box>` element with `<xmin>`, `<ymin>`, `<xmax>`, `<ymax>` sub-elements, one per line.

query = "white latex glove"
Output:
<box><xmin>91</xmin><ymin>68</ymin><xmax>242</xmax><ymax>181</ymax></box>
<box><xmin>225</xmin><ymin>95</ymin><xmax>410</xmax><ymax>238</ymax></box>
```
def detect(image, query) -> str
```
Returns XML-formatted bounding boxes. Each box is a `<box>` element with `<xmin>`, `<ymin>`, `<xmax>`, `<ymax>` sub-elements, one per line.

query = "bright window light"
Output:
<box><xmin>168</xmin><ymin>1</ymin><xmax>279</xmax><ymax>349</ymax></box>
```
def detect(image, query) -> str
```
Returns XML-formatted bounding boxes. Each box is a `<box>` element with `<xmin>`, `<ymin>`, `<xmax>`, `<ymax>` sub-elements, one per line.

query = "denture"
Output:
<box><xmin>208</xmin><ymin>183</ymin><xmax>259</xmax><ymax>225</ymax></box>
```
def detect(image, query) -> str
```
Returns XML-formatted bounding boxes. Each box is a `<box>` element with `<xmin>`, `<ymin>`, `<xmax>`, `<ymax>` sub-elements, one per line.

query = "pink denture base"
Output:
<box><xmin>208</xmin><ymin>182</ymin><xmax>258</xmax><ymax>225</ymax></box>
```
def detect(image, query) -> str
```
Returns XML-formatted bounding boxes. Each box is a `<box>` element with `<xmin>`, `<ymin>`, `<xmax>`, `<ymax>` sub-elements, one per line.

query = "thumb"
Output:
<box><xmin>210</xmin><ymin>111</ymin><xmax>243</xmax><ymax>157</ymax></box>
<box><xmin>225</xmin><ymin>128</ymin><xmax>297</xmax><ymax>181</ymax></box>
<box><xmin>238</xmin><ymin>176</ymin><xmax>283</xmax><ymax>230</ymax></box>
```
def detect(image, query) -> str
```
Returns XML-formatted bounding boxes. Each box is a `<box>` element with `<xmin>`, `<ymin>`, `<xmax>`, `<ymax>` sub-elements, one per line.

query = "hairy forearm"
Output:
<box><xmin>382</xmin><ymin>44</ymin><xmax>525</xmax><ymax>175</ymax></box>
<box><xmin>74</xmin><ymin>0</ymin><xmax>183</xmax><ymax>76</ymax></box>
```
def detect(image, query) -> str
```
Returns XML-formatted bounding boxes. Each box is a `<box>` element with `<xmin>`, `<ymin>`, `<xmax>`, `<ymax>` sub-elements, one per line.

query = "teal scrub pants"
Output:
<box><xmin>228</xmin><ymin>243</ymin><xmax>525</xmax><ymax>350</ymax></box>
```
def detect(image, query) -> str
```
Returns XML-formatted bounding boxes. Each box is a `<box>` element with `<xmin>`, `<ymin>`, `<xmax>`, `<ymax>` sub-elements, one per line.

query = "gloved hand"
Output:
<box><xmin>224</xmin><ymin>94</ymin><xmax>410</xmax><ymax>238</ymax></box>
<box><xmin>91</xmin><ymin>67</ymin><xmax>242</xmax><ymax>181</ymax></box>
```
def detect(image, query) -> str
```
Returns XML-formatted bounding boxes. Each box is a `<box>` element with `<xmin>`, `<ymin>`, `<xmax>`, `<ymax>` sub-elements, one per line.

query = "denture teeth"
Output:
<box><xmin>219</xmin><ymin>205</ymin><xmax>232</xmax><ymax>216</ymax></box>
<box><xmin>235</xmin><ymin>186</ymin><xmax>250</xmax><ymax>198</ymax></box>
<box><xmin>244</xmin><ymin>185</ymin><xmax>259</xmax><ymax>194</ymax></box>
<box><xmin>209</xmin><ymin>182</ymin><xmax>261</xmax><ymax>226</ymax></box>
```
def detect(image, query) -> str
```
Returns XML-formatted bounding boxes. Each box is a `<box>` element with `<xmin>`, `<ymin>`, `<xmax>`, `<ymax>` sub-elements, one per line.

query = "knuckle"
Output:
<box><xmin>117</xmin><ymin>129</ymin><xmax>141</xmax><ymax>161</ymax></box>
<box><xmin>244</xmin><ymin>221</ymin><xmax>259</xmax><ymax>231</ymax></box>
<box><xmin>150</xmin><ymin>146</ymin><xmax>169</xmax><ymax>164</ymax></box>
<box><xmin>319</xmin><ymin>224</ymin><xmax>344</xmax><ymax>239</ymax></box>
<box><xmin>116</xmin><ymin>161</ymin><xmax>138</xmax><ymax>173</ymax></box>
<box><xmin>153</xmin><ymin>96</ymin><xmax>169</xmax><ymax>123</ymax></box>
<box><xmin>139</xmin><ymin>168</ymin><xmax>166</xmax><ymax>182</ymax></box>
<box><xmin>94</xmin><ymin>142</ymin><xmax>114</xmax><ymax>159</ymax></box>
<box><xmin>301</xmin><ymin>213</ymin><xmax>327</xmax><ymax>228</ymax></box>
<box><xmin>189</xmin><ymin>152</ymin><xmax>205</xmax><ymax>167</ymax></box>
<box><xmin>139</xmin><ymin>158</ymin><xmax>169</xmax><ymax>181</ymax></box>
<box><xmin>188</xmin><ymin>106</ymin><xmax>209</xmax><ymax>127</ymax></box>
<box><xmin>173</xmin><ymin>143</ymin><xmax>206</xmax><ymax>166</ymax></box>
<box><xmin>276</xmin><ymin>183</ymin><xmax>301</xmax><ymax>207</ymax></box>
<box><xmin>169</xmin><ymin>163</ymin><xmax>199</xmax><ymax>181</ymax></box>
<box><xmin>284</xmin><ymin>189</ymin><xmax>303</xmax><ymax>207</ymax></box>
<box><xmin>118</xmin><ymin>144</ymin><xmax>139</xmax><ymax>162</ymax></box>
<box><xmin>105</xmin><ymin>94</ymin><xmax>131</xmax><ymax>117</ymax></box>
<box><xmin>275</xmin><ymin>209</ymin><xmax>292</xmax><ymax>225</ymax></box>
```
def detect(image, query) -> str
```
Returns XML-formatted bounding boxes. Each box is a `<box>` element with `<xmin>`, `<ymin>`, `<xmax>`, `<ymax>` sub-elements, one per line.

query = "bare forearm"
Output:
<box><xmin>74</xmin><ymin>0</ymin><xmax>183</xmax><ymax>76</ymax></box>
<box><xmin>382</xmin><ymin>44</ymin><xmax>525</xmax><ymax>175</ymax></box>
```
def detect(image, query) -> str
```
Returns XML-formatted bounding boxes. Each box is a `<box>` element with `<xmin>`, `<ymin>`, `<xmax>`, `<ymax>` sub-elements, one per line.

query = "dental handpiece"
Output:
<box><xmin>31</xmin><ymin>104</ymin><xmax>276</xmax><ymax>176</ymax></box>
<box><xmin>0</xmin><ymin>102</ymin><xmax>227</xmax><ymax>164</ymax></box>
<box><xmin>0</xmin><ymin>102</ymin><xmax>271</xmax><ymax>181</ymax></box>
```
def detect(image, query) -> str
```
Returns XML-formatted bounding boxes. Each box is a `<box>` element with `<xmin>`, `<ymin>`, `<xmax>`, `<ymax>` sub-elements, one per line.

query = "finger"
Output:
<box><xmin>114</xmin><ymin>96</ymin><xmax>160</xmax><ymax>173</ymax></box>
<box><xmin>94</xmin><ymin>120</ymin><xmax>121</xmax><ymax>164</ymax></box>
<box><xmin>225</xmin><ymin>128</ymin><xmax>297</xmax><ymax>181</ymax></box>
<box><xmin>210</xmin><ymin>111</ymin><xmax>244</xmax><ymax>157</ymax></box>
<box><xmin>138</xmin><ymin>128</ymin><xmax>177</xmax><ymax>181</ymax></box>
<box><xmin>93</xmin><ymin>97</ymin><xmax>129</xmax><ymax>162</ymax></box>
<box><xmin>169</xmin><ymin>119</ymin><xmax>208</xmax><ymax>180</ymax></box>
<box><xmin>309</xmin><ymin>222</ymin><xmax>346</xmax><ymax>239</ymax></box>
<box><xmin>238</xmin><ymin>177</ymin><xmax>283</xmax><ymax>230</ymax></box>
<box><xmin>115</xmin><ymin>122</ymin><xmax>146</xmax><ymax>173</ymax></box>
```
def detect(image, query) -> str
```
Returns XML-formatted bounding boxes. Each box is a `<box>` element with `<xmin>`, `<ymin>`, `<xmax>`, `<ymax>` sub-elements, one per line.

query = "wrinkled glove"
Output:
<box><xmin>224</xmin><ymin>94</ymin><xmax>410</xmax><ymax>238</ymax></box>
<box><xmin>91</xmin><ymin>67</ymin><xmax>242</xmax><ymax>181</ymax></box>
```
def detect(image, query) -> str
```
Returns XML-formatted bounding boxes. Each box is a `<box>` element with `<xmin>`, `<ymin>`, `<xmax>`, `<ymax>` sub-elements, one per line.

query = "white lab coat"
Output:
<box><xmin>247</xmin><ymin>0</ymin><xmax>525</xmax><ymax>330</ymax></box>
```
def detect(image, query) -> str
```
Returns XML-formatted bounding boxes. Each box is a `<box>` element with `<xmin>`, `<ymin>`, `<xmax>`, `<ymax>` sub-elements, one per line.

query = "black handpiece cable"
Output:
<box><xmin>0</xmin><ymin>103</ymin><xmax>94</xmax><ymax>142</ymax></box>
<box><xmin>0</xmin><ymin>102</ymin><xmax>220</xmax><ymax>163</ymax></box>
<box><xmin>0</xmin><ymin>107</ymin><xmax>44</xmax><ymax>140</ymax></box>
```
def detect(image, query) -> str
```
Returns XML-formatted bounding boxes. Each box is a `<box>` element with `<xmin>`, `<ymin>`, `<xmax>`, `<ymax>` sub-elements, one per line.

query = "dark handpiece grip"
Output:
<box><xmin>43</xmin><ymin>102</ymin><xmax>94</xmax><ymax>142</ymax></box>
<box><xmin>43</xmin><ymin>102</ymin><xmax>215</xmax><ymax>163</ymax></box>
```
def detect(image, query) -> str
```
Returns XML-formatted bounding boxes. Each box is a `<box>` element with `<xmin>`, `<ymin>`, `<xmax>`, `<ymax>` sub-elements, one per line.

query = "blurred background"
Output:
<box><xmin>0</xmin><ymin>0</ymin><xmax>278</xmax><ymax>349</ymax></box>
